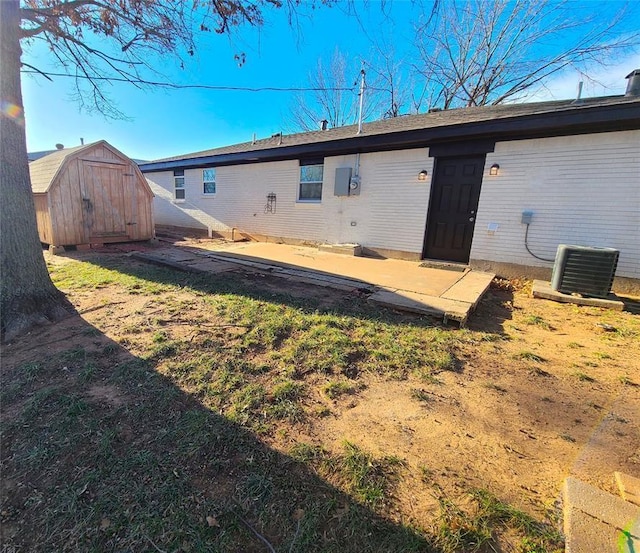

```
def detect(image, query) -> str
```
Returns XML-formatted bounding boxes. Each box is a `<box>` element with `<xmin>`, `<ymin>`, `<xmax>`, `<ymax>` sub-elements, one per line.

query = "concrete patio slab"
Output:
<box><xmin>564</xmin><ymin>477</ymin><xmax>640</xmax><ymax>553</ymax></box>
<box><xmin>193</xmin><ymin>241</ymin><xmax>466</xmax><ymax>297</ymax></box>
<box><xmin>155</xmin><ymin>250</ymin><xmax>203</xmax><ymax>263</ymax></box>
<box><xmin>185</xmin><ymin>260</ymin><xmax>238</xmax><ymax>274</ymax></box>
<box><xmin>132</xmin><ymin>241</ymin><xmax>495</xmax><ymax>325</ymax></box>
<box><xmin>533</xmin><ymin>280</ymin><xmax>624</xmax><ymax>310</ymax></box>
<box><xmin>441</xmin><ymin>271</ymin><xmax>494</xmax><ymax>307</ymax></box>
<box><xmin>368</xmin><ymin>289</ymin><xmax>472</xmax><ymax>325</ymax></box>
<box><xmin>616</xmin><ymin>472</ymin><xmax>640</xmax><ymax>507</ymax></box>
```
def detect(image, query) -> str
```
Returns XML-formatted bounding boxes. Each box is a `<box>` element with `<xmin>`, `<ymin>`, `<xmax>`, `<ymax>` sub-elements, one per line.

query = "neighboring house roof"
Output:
<box><xmin>28</xmin><ymin>151</ymin><xmax>147</xmax><ymax>164</ymax></box>
<box><xmin>139</xmin><ymin>95</ymin><xmax>640</xmax><ymax>173</ymax></box>
<box><xmin>28</xmin><ymin>150</ymin><xmax>57</xmax><ymax>162</ymax></box>
<box><xmin>29</xmin><ymin>143</ymin><xmax>97</xmax><ymax>193</ymax></box>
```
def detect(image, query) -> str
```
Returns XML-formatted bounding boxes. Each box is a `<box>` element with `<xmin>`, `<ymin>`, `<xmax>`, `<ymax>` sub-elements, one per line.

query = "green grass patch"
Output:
<box><xmin>411</xmin><ymin>388</ymin><xmax>434</xmax><ymax>404</ymax></box>
<box><xmin>523</xmin><ymin>315</ymin><xmax>551</xmax><ymax>329</ymax></box>
<box><xmin>434</xmin><ymin>488</ymin><xmax>563</xmax><ymax>553</ymax></box>
<box><xmin>483</xmin><ymin>382</ymin><xmax>507</xmax><ymax>393</ymax></box>
<box><xmin>323</xmin><ymin>380</ymin><xmax>356</xmax><ymax>399</ymax></box>
<box><xmin>325</xmin><ymin>442</ymin><xmax>405</xmax><ymax>508</ymax></box>
<box><xmin>513</xmin><ymin>351</ymin><xmax>546</xmax><ymax>363</ymax></box>
<box><xmin>291</xmin><ymin>441</ymin><xmax>405</xmax><ymax>509</ymax></box>
<box><xmin>3</xmin><ymin>255</ymin><xmax>577</xmax><ymax>553</ymax></box>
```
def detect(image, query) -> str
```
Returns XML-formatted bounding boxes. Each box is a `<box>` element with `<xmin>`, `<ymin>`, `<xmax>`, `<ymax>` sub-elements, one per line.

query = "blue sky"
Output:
<box><xmin>21</xmin><ymin>0</ymin><xmax>639</xmax><ymax>161</ymax></box>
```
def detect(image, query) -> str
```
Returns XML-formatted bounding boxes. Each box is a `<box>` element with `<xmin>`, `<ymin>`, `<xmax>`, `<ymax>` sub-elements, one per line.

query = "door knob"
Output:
<box><xmin>469</xmin><ymin>217</ymin><xmax>475</xmax><ymax>222</ymax></box>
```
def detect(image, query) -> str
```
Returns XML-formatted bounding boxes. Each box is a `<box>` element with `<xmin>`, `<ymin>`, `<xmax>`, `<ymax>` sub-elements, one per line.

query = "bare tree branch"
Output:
<box><xmin>18</xmin><ymin>0</ymin><xmax>336</xmax><ymax>118</ymax></box>
<box><xmin>288</xmin><ymin>49</ymin><xmax>368</xmax><ymax>131</ymax></box>
<box><xmin>413</xmin><ymin>0</ymin><xmax>640</xmax><ymax>109</ymax></box>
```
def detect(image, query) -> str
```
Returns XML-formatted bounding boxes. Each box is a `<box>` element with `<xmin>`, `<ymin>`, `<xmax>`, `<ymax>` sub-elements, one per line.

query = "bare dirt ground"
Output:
<box><xmin>2</xmin><ymin>242</ymin><xmax>639</xmax><ymax>552</ymax></box>
<box><xmin>155</xmin><ymin>237</ymin><xmax>640</xmax><ymax>512</ymax></box>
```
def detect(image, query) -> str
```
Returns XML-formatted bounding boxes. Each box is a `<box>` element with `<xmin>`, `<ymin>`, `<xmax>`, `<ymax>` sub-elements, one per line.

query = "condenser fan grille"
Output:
<box><xmin>551</xmin><ymin>245</ymin><xmax>619</xmax><ymax>298</ymax></box>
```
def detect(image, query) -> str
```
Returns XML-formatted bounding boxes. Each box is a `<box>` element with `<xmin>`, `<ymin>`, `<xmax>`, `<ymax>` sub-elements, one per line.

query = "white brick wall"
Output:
<box><xmin>146</xmin><ymin>148</ymin><xmax>433</xmax><ymax>253</ymax></box>
<box><xmin>145</xmin><ymin>130</ymin><xmax>639</xmax><ymax>278</ymax></box>
<box><xmin>471</xmin><ymin>131</ymin><xmax>639</xmax><ymax>278</ymax></box>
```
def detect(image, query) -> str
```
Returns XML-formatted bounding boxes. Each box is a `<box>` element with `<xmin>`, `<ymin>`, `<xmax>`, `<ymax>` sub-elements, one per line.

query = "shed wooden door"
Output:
<box><xmin>81</xmin><ymin>161</ymin><xmax>128</xmax><ymax>241</ymax></box>
<box><xmin>422</xmin><ymin>155</ymin><xmax>485</xmax><ymax>263</ymax></box>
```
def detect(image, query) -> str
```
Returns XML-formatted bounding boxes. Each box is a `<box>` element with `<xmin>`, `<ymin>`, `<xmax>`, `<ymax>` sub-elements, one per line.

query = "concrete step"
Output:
<box><xmin>533</xmin><ymin>280</ymin><xmax>624</xmax><ymax>311</ymax></box>
<box><xmin>563</xmin><ymin>476</ymin><xmax>640</xmax><ymax>553</ymax></box>
<box><xmin>441</xmin><ymin>271</ymin><xmax>494</xmax><ymax>308</ymax></box>
<box><xmin>368</xmin><ymin>289</ymin><xmax>471</xmax><ymax>325</ymax></box>
<box><xmin>317</xmin><ymin>243</ymin><xmax>363</xmax><ymax>256</ymax></box>
<box><xmin>616</xmin><ymin>472</ymin><xmax>640</xmax><ymax>507</ymax></box>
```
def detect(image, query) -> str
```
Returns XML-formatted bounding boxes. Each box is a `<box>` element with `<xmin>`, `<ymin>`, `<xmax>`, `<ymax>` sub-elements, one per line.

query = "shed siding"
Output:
<box><xmin>127</xmin><ymin>170</ymin><xmax>154</xmax><ymax>240</ymax></box>
<box><xmin>33</xmin><ymin>141</ymin><xmax>154</xmax><ymax>246</ymax></box>
<box><xmin>67</xmin><ymin>159</ymin><xmax>85</xmax><ymax>243</ymax></box>
<box><xmin>49</xmin><ymin>160</ymin><xmax>84</xmax><ymax>245</ymax></box>
<box><xmin>88</xmin><ymin>143</ymin><xmax>121</xmax><ymax>162</ymax></box>
<box><xmin>33</xmin><ymin>194</ymin><xmax>52</xmax><ymax>244</ymax></box>
<box><xmin>471</xmin><ymin>131</ymin><xmax>639</xmax><ymax>278</ymax></box>
<box><xmin>147</xmin><ymin>147</ymin><xmax>432</xmax><ymax>253</ymax></box>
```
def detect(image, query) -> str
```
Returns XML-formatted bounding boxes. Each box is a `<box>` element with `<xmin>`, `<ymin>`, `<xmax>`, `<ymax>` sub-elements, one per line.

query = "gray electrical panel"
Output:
<box><xmin>334</xmin><ymin>167</ymin><xmax>352</xmax><ymax>196</ymax></box>
<box><xmin>521</xmin><ymin>210</ymin><xmax>534</xmax><ymax>224</ymax></box>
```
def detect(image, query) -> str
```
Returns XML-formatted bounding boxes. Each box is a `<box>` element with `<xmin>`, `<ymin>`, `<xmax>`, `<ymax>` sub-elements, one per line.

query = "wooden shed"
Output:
<box><xmin>30</xmin><ymin>140</ymin><xmax>154</xmax><ymax>249</ymax></box>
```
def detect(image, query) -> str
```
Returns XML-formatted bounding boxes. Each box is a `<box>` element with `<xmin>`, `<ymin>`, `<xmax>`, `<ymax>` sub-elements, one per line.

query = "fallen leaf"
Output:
<box><xmin>206</xmin><ymin>516</ymin><xmax>219</xmax><ymax>527</ymax></box>
<box><xmin>334</xmin><ymin>505</ymin><xmax>349</xmax><ymax>518</ymax></box>
<box><xmin>100</xmin><ymin>518</ymin><xmax>110</xmax><ymax>530</ymax></box>
<box><xmin>293</xmin><ymin>508</ymin><xmax>305</xmax><ymax>520</ymax></box>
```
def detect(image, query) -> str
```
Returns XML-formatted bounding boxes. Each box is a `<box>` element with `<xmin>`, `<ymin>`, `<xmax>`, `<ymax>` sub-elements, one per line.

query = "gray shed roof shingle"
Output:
<box><xmin>29</xmin><ymin>142</ymin><xmax>99</xmax><ymax>193</ymax></box>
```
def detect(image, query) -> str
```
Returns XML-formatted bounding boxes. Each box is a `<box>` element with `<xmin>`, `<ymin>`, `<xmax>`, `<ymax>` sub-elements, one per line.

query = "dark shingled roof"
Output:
<box><xmin>139</xmin><ymin>95</ymin><xmax>640</xmax><ymax>172</ymax></box>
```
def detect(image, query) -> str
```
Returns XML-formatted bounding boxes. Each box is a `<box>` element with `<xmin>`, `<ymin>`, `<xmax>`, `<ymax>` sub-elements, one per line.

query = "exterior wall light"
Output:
<box><xmin>418</xmin><ymin>170</ymin><xmax>429</xmax><ymax>181</ymax></box>
<box><xmin>489</xmin><ymin>163</ymin><xmax>500</xmax><ymax>176</ymax></box>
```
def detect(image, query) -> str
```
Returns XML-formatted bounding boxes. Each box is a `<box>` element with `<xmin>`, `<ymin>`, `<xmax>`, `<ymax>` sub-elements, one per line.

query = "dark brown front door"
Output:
<box><xmin>423</xmin><ymin>155</ymin><xmax>485</xmax><ymax>263</ymax></box>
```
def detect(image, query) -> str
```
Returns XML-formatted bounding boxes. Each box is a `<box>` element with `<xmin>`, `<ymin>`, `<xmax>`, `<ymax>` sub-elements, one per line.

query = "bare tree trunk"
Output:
<box><xmin>1</xmin><ymin>0</ymin><xmax>73</xmax><ymax>342</ymax></box>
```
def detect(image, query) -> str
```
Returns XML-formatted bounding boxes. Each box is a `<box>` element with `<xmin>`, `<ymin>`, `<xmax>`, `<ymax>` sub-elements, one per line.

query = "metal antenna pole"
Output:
<box><xmin>357</xmin><ymin>69</ymin><xmax>365</xmax><ymax>135</ymax></box>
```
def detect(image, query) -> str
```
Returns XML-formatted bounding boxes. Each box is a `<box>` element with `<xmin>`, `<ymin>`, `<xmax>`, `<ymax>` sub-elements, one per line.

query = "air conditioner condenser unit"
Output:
<box><xmin>551</xmin><ymin>244</ymin><xmax>619</xmax><ymax>298</ymax></box>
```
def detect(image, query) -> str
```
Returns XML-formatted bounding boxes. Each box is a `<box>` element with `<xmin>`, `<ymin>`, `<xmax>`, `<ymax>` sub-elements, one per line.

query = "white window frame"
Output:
<box><xmin>298</xmin><ymin>160</ymin><xmax>323</xmax><ymax>203</ymax></box>
<box><xmin>173</xmin><ymin>169</ymin><xmax>185</xmax><ymax>202</ymax></box>
<box><xmin>203</xmin><ymin>168</ymin><xmax>216</xmax><ymax>195</ymax></box>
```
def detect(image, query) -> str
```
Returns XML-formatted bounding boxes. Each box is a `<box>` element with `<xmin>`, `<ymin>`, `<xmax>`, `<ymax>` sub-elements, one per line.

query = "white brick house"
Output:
<box><xmin>140</xmin><ymin>83</ymin><xmax>640</xmax><ymax>288</ymax></box>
